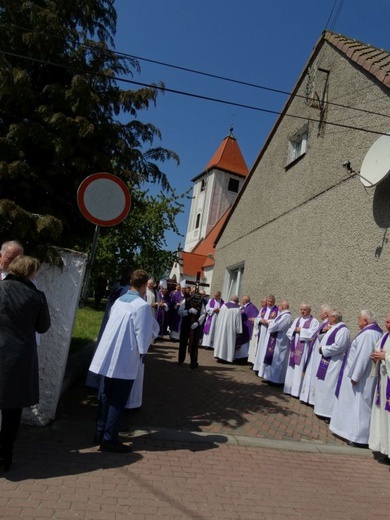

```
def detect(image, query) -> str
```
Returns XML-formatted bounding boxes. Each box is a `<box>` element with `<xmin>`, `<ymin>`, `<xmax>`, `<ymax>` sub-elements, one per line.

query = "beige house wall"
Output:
<box><xmin>212</xmin><ymin>40</ymin><xmax>390</xmax><ymax>334</ymax></box>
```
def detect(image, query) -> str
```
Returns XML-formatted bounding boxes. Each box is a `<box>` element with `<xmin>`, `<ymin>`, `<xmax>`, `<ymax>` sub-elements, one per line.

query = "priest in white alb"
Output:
<box><xmin>299</xmin><ymin>304</ymin><xmax>331</xmax><ymax>406</ymax></box>
<box><xmin>213</xmin><ymin>296</ymin><xmax>242</xmax><ymax>363</ymax></box>
<box><xmin>201</xmin><ymin>291</ymin><xmax>224</xmax><ymax>350</ymax></box>
<box><xmin>283</xmin><ymin>304</ymin><xmax>319</xmax><ymax>397</ymax></box>
<box><xmin>252</xmin><ymin>295</ymin><xmax>279</xmax><ymax>374</ymax></box>
<box><xmin>329</xmin><ymin>309</ymin><xmax>382</xmax><ymax>447</ymax></box>
<box><xmin>313</xmin><ymin>309</ymin><xmax>350</xmax><ymax>421</ymax></box>
<box><xmin>248</xmin><ymin>297</ymin><xmax>266</xmax><ymax>365</ymax></box>
<box><xmin>259</xmin><ymin>299</ymin><xmax>292</xmax><ymax>384</ymax></box>
<box><xmin>369</xmin><ymin>314</ymin><xmax>390</xmax><ymax>464</ymax></box>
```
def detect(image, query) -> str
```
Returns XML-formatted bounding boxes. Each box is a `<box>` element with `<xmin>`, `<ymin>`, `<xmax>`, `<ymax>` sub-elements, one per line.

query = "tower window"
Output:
<box><xmin>228</xmin><ymin>178</ymin><xmax>239</xmax><ymax>193</ymax></box>
<box><xmin>195</xmin><ymin>213</ymin><xmax>201</xmax><ymax>229</ymax></box>
<box><xmin>200</xmin><ymin>179</ymin><xmax>206</xmax><ymax>191</ymax></box>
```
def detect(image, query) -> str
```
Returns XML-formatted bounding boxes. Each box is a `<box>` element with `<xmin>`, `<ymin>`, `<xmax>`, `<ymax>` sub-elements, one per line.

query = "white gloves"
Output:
<box><xmin>191</xmin><ymin>322</ymin><xmax>199</xmax><ymax>330</ymax></box>
<box><xmin>188</xmin><ymin>308</ymin><xmax>198</xmax><ymax>315</ymax></box>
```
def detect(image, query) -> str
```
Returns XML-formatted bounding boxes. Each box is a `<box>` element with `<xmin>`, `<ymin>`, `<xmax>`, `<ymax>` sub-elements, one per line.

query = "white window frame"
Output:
<box><xmin>224</xmin><ymin>263</ymin><xmax>244</xmax><ymax>301</ymax></box>
<box><xmin>287</xmin><ymin>125</ymin><xmax>308</xmax><ymax>165</ymax></box>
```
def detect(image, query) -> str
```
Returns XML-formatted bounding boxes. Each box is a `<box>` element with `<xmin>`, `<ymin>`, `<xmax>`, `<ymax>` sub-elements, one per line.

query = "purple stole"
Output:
<box><xmin>375</xmin><ymin>333</ymin><xmax>390</xmax><ymax>412</ymax></box>
<box><xmin>302</xmin><ymin>320</ymin><xmax>329</xmax><ymax>375</ymax></box>
<box><xmin>263</xmin><ymin>311</ymin><xmax>291</xmax><ymax>366</ymax></box>
<box><xmin>335</xmin><ymin>322</ymin><xmax>383</xmax><ymax>398</ymax></box>
<box><xmin>203</xmin><ymin>298</ymin><xmax>224</xmax><ymax>335</ymax></box>
<box><xmin>289</xmin><ymin>316</ymin><xmax>314</xmax><ymax>367</ymax></box>
<box><xmin>316</xmin><ymin>324</ymin><xmax>347</xmax><ymax>380</ymax></box>
<box><xmin>225</xmin><ymin>301</ymin><xmax>239</xmax><ymax>309</ymax></box>
<box><xmin>236</xmin><ymin>302</ymin><xmax>259</xmax><ymax>347</ymax></box>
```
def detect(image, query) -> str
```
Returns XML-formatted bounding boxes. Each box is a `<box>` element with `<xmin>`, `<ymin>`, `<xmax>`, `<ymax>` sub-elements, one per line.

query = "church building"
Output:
<box><xmin>169</xmin><ymin>129</ymin><xmax>249</xmax><ymax>290</ymax></box>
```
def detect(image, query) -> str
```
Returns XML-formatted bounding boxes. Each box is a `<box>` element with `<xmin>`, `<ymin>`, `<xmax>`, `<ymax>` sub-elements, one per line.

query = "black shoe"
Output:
<box><xmin>190</xmin><ymin>363</ymin><xmax>199</xmax><ymax>370</ymax></box>
<box><xmin>347</xmin><ymin>440</ymin><xmax>368</xmax><ymax>449</ymax></box>
<box><xmin>99</xmin><ymin>441</ymin><xmax>133</xmax><ymax>453</ymax></box>
<box><xmin>377</xmin><ymin>455</ymin><xmax>390</xmax><ymax>465</ymax></box>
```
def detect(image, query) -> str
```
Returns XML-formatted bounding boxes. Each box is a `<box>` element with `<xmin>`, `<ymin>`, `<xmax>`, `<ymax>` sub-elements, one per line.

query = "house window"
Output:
<box><xmin>287</xmin><ymin>126</ymin><xmax>308</xmax><ymax>166</ymax></box>
<box><xmin>195</xmin><ymin>213</ymin><xmax>201</xmax><ymax>229</ymax></box>
<box><xmin>228</xmin><ymin>178</ymin><xmax>239</xmax><ymax>193</ymax></box>
<box><xmin>225</xmin><ymin>263</ymin><xmax>244</xmax><ymax>300</ymax></box>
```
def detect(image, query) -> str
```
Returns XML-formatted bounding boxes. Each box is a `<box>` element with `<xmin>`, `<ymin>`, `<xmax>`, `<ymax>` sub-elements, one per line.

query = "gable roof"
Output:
<box><xmin>180</xmin><ymin>251</ymin><xmax>208</xmax><ymax>278</ymax></box>
<box><xmin>192</xmin><ymin>130</ymin><xmax>249</xmax><ymax>182</ymax></box>
<box><xmin>325</xmin><ymin>32</ymin><xmax>390</xmax><ymax>88</ymax></box>
<box><xmin>214</xmin><ymin>30</ymin><xmax>390</xmax><ymax>247</ymax></box>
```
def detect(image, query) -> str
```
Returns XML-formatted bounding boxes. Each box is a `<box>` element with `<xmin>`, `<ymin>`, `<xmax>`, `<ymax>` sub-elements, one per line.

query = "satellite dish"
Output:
<box><xmin>360</xmin><ymin>133</ymin><xmax>390</xmax><ymax>187</ymax></box>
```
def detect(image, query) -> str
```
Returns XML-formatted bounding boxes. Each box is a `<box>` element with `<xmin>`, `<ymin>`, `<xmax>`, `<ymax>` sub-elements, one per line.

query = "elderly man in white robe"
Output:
<box><xmin>248</xmin><ymin>297</ymin><xmax>266</xmax><ymax>365</ymax></box>
<box><xmin>89</xmin><ymin>269</ymin><xmax>159</xmax><ymax>453</ymax></box>
<box><xmin>252</xmin><ymin>295</ymin><xmax>279</xmax><ymax>374</ymax></box>
<box><xmin>313</xmin><ymin>309</ymin><xmax>350</xmax><ymax>422</ymax></box>
<box><xmin>329</xmin><ymin>309</ymin><xmax>382</xmax><ymax>447</ymax></box>
<box><xmin>259</xmin><ymin>300</ymin><xmax>292</xmax><ymax>384</ymax></box>
<box><xmin>369</xmin><ymin>314</ymin><xmax>390</xmax><ymax>464</ymax></box>
<box><xmin>283</xmin><ymin>304</ymin><xmax>319</xmax><ymax>397</ymax></box>
<box><xmin>299</xmin><ymin>304</ymin><xmax>331</xmax><ymax>405</ymax></box>
<box><xmin>202</xmin><ymin>291</ymin><xmax>224</xmax><ymax>350</ymax></box>
<box><xmin>214</xmin><ymin>296</ymin><xmax>242</xmax><ymax>363</ymax></box>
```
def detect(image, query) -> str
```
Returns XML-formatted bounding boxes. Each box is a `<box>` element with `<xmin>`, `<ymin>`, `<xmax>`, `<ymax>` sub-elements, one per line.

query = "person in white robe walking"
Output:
<box><xmin>369</xmin><ymin>314</ymin><xmax>390</xmax><ymax>464</ymax></box>
<box><xmin>329</xmin><ymin>309</ymin><xmax>382</xmax><ymax>447</ymax></box>
<box><xmin>89</xmin><ymin>269</ymin><xmax>159</xmax><ymax>453</ymax></box>
<box><xmin>313</xmin><ymin>309</ymin><xmax>350</xmax><ymax>421</ymax></box>
<box><xmin>283</xmin><ymin>304</ymin><xmax>319</xmax><ymax>397</ymax></box>
<box><xmin>260</xmin><ymin>300</ymin><xmax>292</xmax><ymax>384</ymax></box>
<box><xmin>214</xmin><ymin>296</ymin><xmax>242</xmax><ymax>363</ymax></box>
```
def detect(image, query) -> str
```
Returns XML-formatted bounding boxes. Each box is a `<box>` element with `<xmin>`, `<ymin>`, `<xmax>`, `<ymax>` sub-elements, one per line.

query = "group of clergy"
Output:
<box><xmin>202</xmin><ymin>292</ymin><xmax>390</xmax><ymax>464</ymax></box>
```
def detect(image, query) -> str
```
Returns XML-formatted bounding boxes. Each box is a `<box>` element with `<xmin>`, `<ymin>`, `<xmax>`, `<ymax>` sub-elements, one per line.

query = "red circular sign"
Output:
<box><xmin>77</xmin><ymin>173</ymin><xmax>131</xmax><ymax>227</ymax></box>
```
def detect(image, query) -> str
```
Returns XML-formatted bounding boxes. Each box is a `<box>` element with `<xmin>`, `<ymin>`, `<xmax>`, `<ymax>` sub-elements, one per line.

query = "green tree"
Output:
<box><xmin>0</xmin><ymin>0</ymin><xmax>180</xmax><ymax>253</ymax></box>
<box><xmin>92</xmin><ymin>186</ymin><xmax>186</xmax><ymax>287</ymax></box>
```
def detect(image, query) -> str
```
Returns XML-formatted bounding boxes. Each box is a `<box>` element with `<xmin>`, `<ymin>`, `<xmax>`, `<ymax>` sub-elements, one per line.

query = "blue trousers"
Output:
<box><xmin>96</xmin><ymin>377</ymin><xmax>134</xmax><ymax>443</ymax></box>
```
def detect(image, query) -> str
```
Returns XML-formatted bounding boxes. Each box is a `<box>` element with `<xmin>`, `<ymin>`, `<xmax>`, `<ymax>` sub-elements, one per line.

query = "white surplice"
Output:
<box><xmin>213</xmin><ymin>303</ymin><xmax>242</xmax><ymax>363</ymax></box>
<box><xmin>89</xmin><ymin>294</ymin><xmax>159</xmax><ymax>379</ymax></box>
<box><xmin>202</xmin><ymin>299</ymin><xmax>223</xmax><ymax>348</ymax></box>
<box><xmin>313</xmin><ymin>323</ymin><xmax>350</xmax><ymax>419</ymax></box>
<box><xmin>248</xmin><ymin>320</ymin><xmax>260</xmax><ymax>364</ymax></box>
<box><xmin>330</xmin><ymin>325</ymin><xmax>382</xmax><ymax>444</ymax></box>
<box><xmin>253</xmin><ymin>307</ymin><xmax>278</xmax><ymax>372</ymax></box>
<box><xmin>283</xmin><ymin>315</ymin><xmax>319</xmax><ymax>397</ymax></box>
<box><xmin>369</xmin><ymin>336</ymin><xmax>390</xmax><ymax>457</ymax></box>
<box><xmin>259</xmin><ymin>310</ymin><xmax>293</xmax><ymax>383</ymax></box>
<box><xmin>299</xmin><ymin>320</ymin><xmax>328</xmax><ymax>405</ymax></box>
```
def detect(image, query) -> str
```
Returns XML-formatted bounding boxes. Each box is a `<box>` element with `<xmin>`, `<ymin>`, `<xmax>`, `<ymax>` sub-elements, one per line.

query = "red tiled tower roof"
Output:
<box><xmin>204</xmin><ymin>129</ymin><xmax>249</xmax><ymax>177</ymax></box>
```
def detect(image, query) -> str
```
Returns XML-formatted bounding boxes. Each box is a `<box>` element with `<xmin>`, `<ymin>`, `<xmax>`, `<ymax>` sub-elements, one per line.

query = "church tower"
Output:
<box><xmin>184</xmin><ymin>129</ymin><xmax>249</xmax><ymax>252</ymax></box>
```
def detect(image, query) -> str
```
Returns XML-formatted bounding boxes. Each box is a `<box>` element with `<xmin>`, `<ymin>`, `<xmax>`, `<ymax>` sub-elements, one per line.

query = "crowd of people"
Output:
<box><xmin>2</xmin><ymin>255</ymin><xmax>390</xmax><ymax>468</ymax></box>
<box><xmin>150</xmin><ymin>282</ymin><xmax>390</xmax><ymax>465</ymax></box>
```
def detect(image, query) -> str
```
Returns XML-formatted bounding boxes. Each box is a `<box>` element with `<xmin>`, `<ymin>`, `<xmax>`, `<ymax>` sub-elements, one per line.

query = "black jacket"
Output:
<box><xmin>0</xmin><ymin>275</ymin><xmax>51</xmax><ymax>409</ymax></box>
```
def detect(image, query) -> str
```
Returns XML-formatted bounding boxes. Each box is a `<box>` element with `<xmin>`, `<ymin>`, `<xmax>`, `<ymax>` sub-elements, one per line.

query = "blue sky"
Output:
<box><xmin>113</xmin><ymin>0</ymin><xmax>390</xmax><ymax>251</ymax></box>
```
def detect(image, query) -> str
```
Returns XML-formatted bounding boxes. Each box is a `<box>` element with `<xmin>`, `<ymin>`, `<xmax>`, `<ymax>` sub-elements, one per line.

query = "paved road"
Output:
<box><xmin>1</xmin><ymin>339</ymin><xmax>389</xmax><ymax>519</ymax></box>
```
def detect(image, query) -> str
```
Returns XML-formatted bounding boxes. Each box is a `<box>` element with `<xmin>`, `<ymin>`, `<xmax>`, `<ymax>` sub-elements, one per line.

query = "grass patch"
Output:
<box><xmin>70</xmin><ymin>299</ymin><xmax>105</xmax><ymax>355</ymax></box>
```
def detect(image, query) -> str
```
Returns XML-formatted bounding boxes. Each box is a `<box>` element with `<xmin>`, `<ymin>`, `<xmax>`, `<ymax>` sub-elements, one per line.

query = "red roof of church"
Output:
<box><xmin>181</xmin><ymin>251</ymin><xmax>207</xmax><ymax>277</ymax></box>
<box><xmin>192</xmin><ymin>130</ymin><xmax>249</xmax><ymax>182</ymax></box>
<box><xmin>205</xmin><ymin>130</ymin><xmax>249</xmax><ymax>175</ymax></box>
